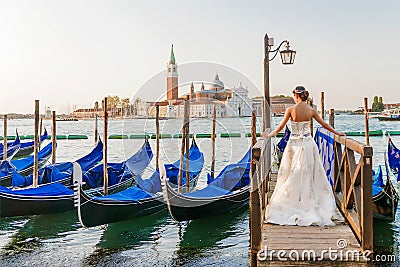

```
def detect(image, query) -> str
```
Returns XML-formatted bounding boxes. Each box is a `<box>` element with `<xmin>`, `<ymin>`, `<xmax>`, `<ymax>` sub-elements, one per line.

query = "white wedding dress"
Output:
<box><xmin>265</xmin><ymin>120</ymin><xmax>338</xmax><ymax>226</ymax></box>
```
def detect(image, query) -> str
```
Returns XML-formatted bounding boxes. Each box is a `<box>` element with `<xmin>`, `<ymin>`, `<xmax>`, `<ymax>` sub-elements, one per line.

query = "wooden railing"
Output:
<box><xmin>333</xmin><ymin>135</ymin><xmax>373</xmax><ymax>251</ymax></box>
<box><xmin>249</xmin><ymin>134</ymin><xmax>373</xmax><ymax>266</ymax></box>
<box><xmin>250</xmin><ymin>137</ymin><xmax>271</xmax><ymax>266</ymax></box>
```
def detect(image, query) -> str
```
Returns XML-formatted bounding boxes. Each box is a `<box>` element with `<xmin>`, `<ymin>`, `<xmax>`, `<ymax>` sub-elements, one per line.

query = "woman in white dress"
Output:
<box><xmin>263</xmin><ymin>86</ymin><xmax>345</xmax><ymax>227</ymax></box>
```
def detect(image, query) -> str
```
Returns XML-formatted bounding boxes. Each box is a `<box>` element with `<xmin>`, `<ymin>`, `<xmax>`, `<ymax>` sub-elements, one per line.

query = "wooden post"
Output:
<box><xmin>39</xmin><ymin>117</ymin><xmax>43</xmax><ymax>141</ymax></box>
<box><xmin>52</xmin><ymin>111</ymin><xmax>56</xmax><ymax>164</ymax></box>
<box><xmin>364</xmin><ymin>97</ymin><xmax>370</xmax><ymax>146</ymax></box>
<box><xmin>3</xmin><ymin>115</ymin><xmax>7</xmax><ymax>160</ymax></box>
<box><xmin>103</xmin><ymin>97</ymin><xmax>108</xmax><ymax>195</ymax></box>
<box><xmin>320</xmin><ymin>91</ymin><xmax>325</xmax><ymax>121</ymax></box>
<box><xmin>33</xmin><ymin>100</ymin><xmax>39</xmax><ymax>188</ymax></box>
<box><xmin>185</xmin><ymin>96</ymin><xmax>190</xmax><ymax>191</ymax></box>
<box><xmin>361</xmin><ymin>147</ymin><xmax>373</xmax><ymax>251</ymax></box>
<box><xmin>211</xmin><ymin>104</ymin><xmax>216</xmax><ymax>179</ymax></box>
<box><xmin>251</xmin><ymin>111</ymin><xmax>262</xmax><ymax>213</ymax></box>
<box><xmin>329</xmin><ymin>108</ymin><xmax>335</xmax><ymax>127</ymax></box>
<box><xmin>155</xmin><ymin>105</ymin><xmax>160</xmax><ymax>170</ymax></box>
<box><xmin>250</xmin><ymin>144</ymin><xmax>262</xmax><ymax>267</ymax></box>
<box><xmin>251</xmin><ymin>111</ymin><xmax>257</xmax><ymax>147</ymax></box>
<box><xmin>178</xmin><ymin>101</ymin><xmax>187</xmax><ymax>193</ymax></box>
<box><xmin>308</xmin><ymin>98</ymin><xmax>314</xmax><ymax>136</ymax></box>
<box><xmin>94</xmin><ymin>114</ymin><xmax>98</xmax><ymax>143</ymax></box>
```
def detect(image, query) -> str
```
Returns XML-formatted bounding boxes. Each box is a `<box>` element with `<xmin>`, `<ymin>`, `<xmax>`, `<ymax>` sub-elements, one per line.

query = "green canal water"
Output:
<box><xmin>0</xmin><ymin>115</ymin><xmax>399</xmax><ymax>266</ymax></box>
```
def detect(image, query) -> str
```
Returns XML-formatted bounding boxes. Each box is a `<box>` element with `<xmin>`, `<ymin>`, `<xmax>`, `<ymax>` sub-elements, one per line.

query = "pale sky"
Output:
<box><xmin>0</xmin><ymin>0</ymin><xmax>399</xmax><ymax>114</ymax></box>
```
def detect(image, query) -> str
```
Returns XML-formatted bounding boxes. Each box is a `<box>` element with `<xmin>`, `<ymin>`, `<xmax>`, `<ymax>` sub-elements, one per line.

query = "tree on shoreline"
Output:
<box><xmin>372</xmin><ymin>96</ymin><xmax>384</xmax><ymax>112</ymax></box>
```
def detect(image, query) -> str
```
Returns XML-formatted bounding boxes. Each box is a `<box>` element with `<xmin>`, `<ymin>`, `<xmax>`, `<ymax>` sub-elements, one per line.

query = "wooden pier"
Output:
<box><xmin>250</xmin><ymin>135</ymin><xmax>373</xmax><ymax>266</ymax></box>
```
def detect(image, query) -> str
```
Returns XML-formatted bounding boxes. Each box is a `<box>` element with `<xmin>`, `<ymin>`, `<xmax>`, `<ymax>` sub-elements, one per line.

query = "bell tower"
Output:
<box><xmin>167</xmin><ymin>44</ymin><xmax>178</xmax><ymax>100</ymax></box>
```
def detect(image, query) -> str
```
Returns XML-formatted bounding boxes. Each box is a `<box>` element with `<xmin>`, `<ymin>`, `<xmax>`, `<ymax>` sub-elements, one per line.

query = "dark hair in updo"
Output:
<box><xmin>292</xmin><ymin>86</ymin><xmax>309</xmax><ymax>101</ymax></box>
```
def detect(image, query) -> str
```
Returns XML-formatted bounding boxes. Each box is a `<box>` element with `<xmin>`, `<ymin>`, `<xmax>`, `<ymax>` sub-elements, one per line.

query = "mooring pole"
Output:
<box><xmin>52</xmin><ymin>111</ymin><xmax>56</xmax><ymax>164</ymax></box>
<box><xmin>308</xmin><ymin>98</ymin><xmax>314</xmax><ymax>136</ymax></box>
<box><xmin>155</xmin><ymin>105</ymin><xmax>160</xmax><ymax>170</ymax></box>
<box><xmin>211</xmin><ymin>104</ymin><xmax>216</xmax><ymax>179</ymax></box>
<box><xmin>320</xmin><ymin>91</ymin><xmax>325</xmax><ymax>121</ymax></box>
<box><xmin>95</xmin><ymin>114</ymin><xmax>98</xmax><ymax>143</ymax></box>
<box><xmin>178</xmin><ymin>99</ymin><xmax>187</xmax><ymax>193</ymax></box>
<box><xmin>185</xmin><ymin>96</ymin><xmax>190</xmax><ymax>191</ymax></box>
<box><xmin>33</xmin><ymin>100</ymin><xmax>39</xmax><ymax>188</ymax></box>
<box><xmin>251</xmin><ymin>111</ymin><xmax>257</xmax><ymax>147</ymax></box>
<box><xmin>3</xmin><ymin>115</ymin><xmax>7</xmax><ymax>160</ymax></box>
<box><xmin>364</xmin><ymin>97</ymin><xmax>370</xmax><ymax>146</ymax></box>
<box><xmin>329</xmin><ymin>108</ymin><xmax>335</xmax><ymax>127</ymax></box>
<box><xmin>103</xmin><ymin>97</ymin><xmax>109</xmax><ymax>195</ymax></box>
<box><xmin>39</xmin><ymin>117</ymin><xmax>43</xmax><ymax>142</ymax></box>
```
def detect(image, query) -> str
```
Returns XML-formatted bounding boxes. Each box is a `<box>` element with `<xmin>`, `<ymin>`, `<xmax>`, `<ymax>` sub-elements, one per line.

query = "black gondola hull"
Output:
<box><xmin>0</xmin><ymin>177</ymin><xmax>135</xmax><ymax>218</ymax></box>
<box><xmin>77</xmin><ymin>186</ymin><xmax>166</xmax><ymax>227</ymax></box>
<box><xmin>13</xmin><ymin>146</ymin><xmax>34</xmax><ymax>158</ymax></box>
<box><xmin>0</xmin><ymin>194</ymin><xmax>74</xmax><ymax>217</ymax></box>
<box><xmin>372</xmin><ymin>179</ymin><xmax>399</xmax><ymax>221</ymax></box>
<box><xmin>164</xmin><ymin>181</ymin><xmax>249</xmax><ymax>221</ymax></box>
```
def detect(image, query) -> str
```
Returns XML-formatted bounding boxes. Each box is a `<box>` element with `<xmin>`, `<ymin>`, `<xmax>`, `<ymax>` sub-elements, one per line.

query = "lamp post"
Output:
<box><xmin>263</xmin><ymin>33</ymin><xmax>296</xmax><ymax>131</ymax></box>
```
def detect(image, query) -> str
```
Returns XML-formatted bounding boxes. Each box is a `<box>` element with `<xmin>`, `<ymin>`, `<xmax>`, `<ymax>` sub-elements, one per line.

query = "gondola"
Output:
<box><xmin>0</xmin><ymin>139</ymin><xmax>152</xmax><ymax>217</ymax></box>
<box><xmin>387</xmin><ymin>135</ymin><xmax>400</xmax><ymax>181</ymax></box>
<box><xmin>13</xmin><ymin>129</ymin><xmax>49</xmax><ymax>158</ymax></box>
<box><xmin>372</xmin><ymin>164</ymin><xmax>399</xmax><ymax>220</ymax></box>
<box><xmin>162</xmin><ymin>148</ymin><xmax>250</xmax><ymax>222</ymax></box>
<box><xmin>0</xmin><ymin>134</ymin><xmax>21</xmax><ymax>160</ymax></box>
<box><xmin>164</xmin><ymin>138</ymin><xmax>205</xmax><ymax>187</ymax></box>
<box><xmin>0</xmin><ymin>142</ymin><xmax>53</xmax><ymax>186</ymax></box>
<box><xmin>75</xmin><ymin>138</ymin><xmax>205</xmax><ymax>227</ymax></box>
<box><xmin>370</xmin><ymin>135</ymin><xmax>400</xmax><ymax>221</ymax></box>
<box><xmin>10</xmin><ymin>138</ymin><xmax>103</xmax><ymax>188</ymax></box>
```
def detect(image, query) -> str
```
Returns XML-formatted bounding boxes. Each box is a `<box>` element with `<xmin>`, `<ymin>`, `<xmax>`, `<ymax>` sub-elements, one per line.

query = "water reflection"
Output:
<box><xmin>97</xmin><ymin>210</ymin><xmax>168</xmax><ymax>250</ymax></box>
<box><xmin>374</xmin><ymin>216</ymin><xmax>400</xmax><ymax>256</ymax></box>
<box><xmin>2</xmin><ymin>211</ymin><xmax>79</xmax><ymax>253</ymax></box>
<box><xmin>83</xmin><ymin>210</ymin><xmax>169</xmax><ymax>266</ymax></box>
<box><xmin>172</xmin><ymin>206</ymin><xmax>248</xmax><ymax>266</ymax></box>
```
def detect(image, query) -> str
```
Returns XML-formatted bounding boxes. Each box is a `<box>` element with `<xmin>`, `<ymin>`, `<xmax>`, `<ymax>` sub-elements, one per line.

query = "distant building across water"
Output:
<box><xmin>136</xmin><ymin>45</ymin><xmax>295</xmax><ymax>118</ymax></box>
<box><xmin>68</xmin><ymin>45</ymin><xmax>296</xmax><ymax>119</ymax></box>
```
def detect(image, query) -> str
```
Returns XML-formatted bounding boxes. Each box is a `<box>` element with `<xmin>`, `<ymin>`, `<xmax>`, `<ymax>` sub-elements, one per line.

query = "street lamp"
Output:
<box><xmin>263</xmin><ymin>33</ymin><xmax>296</xmax><ymax>130</ymax></box>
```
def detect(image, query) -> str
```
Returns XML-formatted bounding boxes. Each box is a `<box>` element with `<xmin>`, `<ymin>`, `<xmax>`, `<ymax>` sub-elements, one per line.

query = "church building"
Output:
<box><xmin>146</xmin><ymin>45</ymin><xmax>253</xmax><ymax>118</ymax></box>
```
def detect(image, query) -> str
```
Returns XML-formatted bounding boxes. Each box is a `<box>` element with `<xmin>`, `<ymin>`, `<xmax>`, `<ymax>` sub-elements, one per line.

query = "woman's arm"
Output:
<box><xmin>263</xmin><ymin>107</ymin><xmax>292</xmax><ymax>138</ymax></box>
<box><xmin>312</xmin><ymin>109</ymin><xmax>345</xmax><ymax>136</ymax></box>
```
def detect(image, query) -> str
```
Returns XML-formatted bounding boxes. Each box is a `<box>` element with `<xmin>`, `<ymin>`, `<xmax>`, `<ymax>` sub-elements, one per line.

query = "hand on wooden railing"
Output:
<box><xmin>260</xmin><ymin>130</ymin><xmax>272</xmax><ymax>138</ymax></box>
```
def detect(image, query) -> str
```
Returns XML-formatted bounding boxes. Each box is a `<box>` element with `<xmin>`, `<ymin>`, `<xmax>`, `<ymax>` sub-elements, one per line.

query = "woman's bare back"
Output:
<box><xmin>289</xmin><ymin>102</ymin><xmax>314</xmax><ymax>122</ymax></box>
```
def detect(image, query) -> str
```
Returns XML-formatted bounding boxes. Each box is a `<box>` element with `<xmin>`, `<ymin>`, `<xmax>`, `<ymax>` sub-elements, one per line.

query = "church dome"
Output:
<box><xmin>210</xmin><ymin>73</ymin><xmax>224</xmax><ymax>90</ymax></box>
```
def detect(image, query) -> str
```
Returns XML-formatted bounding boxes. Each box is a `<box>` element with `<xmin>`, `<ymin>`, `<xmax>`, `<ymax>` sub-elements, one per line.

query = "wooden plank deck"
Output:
<box><xmin>258</xmin><ymin>172</ymin><xmax>368</xmax><ymax>266</ymax></box>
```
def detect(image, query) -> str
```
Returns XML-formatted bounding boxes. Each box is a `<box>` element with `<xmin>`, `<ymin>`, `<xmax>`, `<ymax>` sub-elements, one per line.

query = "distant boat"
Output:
<box><xmin>375</xmin><ymin>109</ymin><xmax>400</xmax><ymax>121</ymax></box>
<box><xmin>56</xmin><ymin>117</ymin><xmax>78</xmax><ymax>121</ymax></box>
